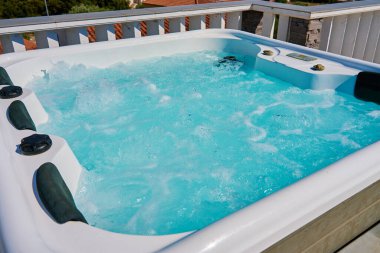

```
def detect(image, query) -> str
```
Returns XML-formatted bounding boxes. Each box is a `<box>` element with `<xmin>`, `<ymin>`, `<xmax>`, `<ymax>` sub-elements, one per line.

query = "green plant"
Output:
<box><xmin>0</xmin><ymin>0</ymin><xmax>131</xmax><ymax>19</ymax></box>
<box><xmin>69</xmin><ymin>3</ymin><xmax>110</xmax><ymax>14</ymax></box>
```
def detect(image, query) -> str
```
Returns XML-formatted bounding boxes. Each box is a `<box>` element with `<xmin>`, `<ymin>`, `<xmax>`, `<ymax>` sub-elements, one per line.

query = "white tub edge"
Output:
<box><xmin>0</xmin><ymin>29</ymin><xmax>379</xmax><ymax>253</ymax></box>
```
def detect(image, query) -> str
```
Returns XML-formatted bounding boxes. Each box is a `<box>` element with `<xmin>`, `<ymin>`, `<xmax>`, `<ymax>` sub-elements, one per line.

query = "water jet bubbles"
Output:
<box><xmin>159</xmin><ymin>95</ymin><xmax>171</xmax><ymax>105</ymax></box>
<box><xmin>30</xmin><ymin>50</ymin><xmax>380</xmax><ymax>235</ymax></box>
<box><xmin>190</xmin><ymin>92</ymin><xmax>202</xmax><ymax>99</ymax></box>
<box><xmin>368</xmin><ymin>110</ymin><xmax>380</xmax><ymax>119</ymax></box>
<box><xmin>250</xmin><ymin>143</ymin><xmax>278</xmax><ymax>153</ymax></box>
<box><xmin>193</xmin><ymin>125</ymin><xmax>212</xmax><ymax>139</ymax></box>
<box><xmin>280</xmin><ymin>129</ymin><xmax>303</xmax><ymax>136</ymax></box>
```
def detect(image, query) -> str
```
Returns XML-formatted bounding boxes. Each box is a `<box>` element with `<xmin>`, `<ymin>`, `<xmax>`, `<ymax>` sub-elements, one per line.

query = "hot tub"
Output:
<box><xmin>0</xmin><ymin>29</ymin><xmax>379</xmax><ymax>253</ymax></box>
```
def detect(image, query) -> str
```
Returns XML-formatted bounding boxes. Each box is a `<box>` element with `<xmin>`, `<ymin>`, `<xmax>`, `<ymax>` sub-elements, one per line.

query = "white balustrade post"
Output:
<box><xmin>327</xmin><ymin>15</ymin><xmax>347</xmax><ymax>54</ymax></box>
<box><xmin>169</xmin><ymin>17</ymin><xmax>186</xmax><ymax>33</ymax></box>
<box><xmin>226</xmin><ymin>12</ymin><xmax>242</xmax><ymax>30</ymax></box>
<box><xmin>146</xmin><ymin>19</ymin><xmax>165</xmax><ymax>36</ymax></box>
<box><xmin>95</xmin><ymin>24</ymin><xmax>116</xmax><ymax>42</ymax></box>
<box><xmin>352</xmin><ymin>13</ymin><xmax>373</xmax><ymax>59</ymax></box>
<box><xmin>262</xmin><ymin>12</ymin><xmax>276</xmax><ymax>38</ymax></box>
<box><xmin>189</xmin><ymin>16</ymin><xmax>206</xmax><ymax>31</ymax></box>
<box><xmin>35</xmin><ymin>31</ymin><xmax>60</xmax><ymax>49</ymax></box>
<box><xmin>210</xmin><ymin>13</ymin><xmax>225</xmax><ymax>29</ymax></box>
<box><xmin>363</xmin><ymin>10</ymin><xmax>380</xmax><ymax>62</ymax></box>
<box><xmin>320</xmin><ymin>17</ymin><xmax>333</xmax><ymax>51</ymax></box>
<box><xmin>277</xmin><ymin>15</ymin><xmax>290</xmax><ymax>41</ymax></box>
<box><xmin>340</xmin><ymin>14</ymin><xmax>361</xmax><ymax>58</ymax></box>
<box><xmin>0</xmin><ymin>34</ymin><xmax>26</xmax><ymax>53</ymax></box>
<box><xmin>65</xmin><ymin>27</ymin><xmax>89</xmax><ymax>45</ymax></box>
<box><xmin>122</xmin><ymin>22</ymin><xmax>141</xmax><ymax>38</ymax></box>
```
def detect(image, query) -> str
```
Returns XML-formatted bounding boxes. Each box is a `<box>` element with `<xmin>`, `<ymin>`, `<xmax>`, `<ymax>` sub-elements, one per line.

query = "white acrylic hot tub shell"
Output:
<box><xmin>0</xmin><ymin>30</ymin><xmax>380</xmax><ymax>253</ymax></box>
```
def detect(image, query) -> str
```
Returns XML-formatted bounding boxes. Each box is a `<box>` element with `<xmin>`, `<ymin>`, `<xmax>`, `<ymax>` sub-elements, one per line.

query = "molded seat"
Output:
<box><xmin>36</xmin><ymin>162</ymin><xmax>87</xmax><ymax>224</ymax></box>
<box><xmin>0</xmin><ymin>67</ymin><xmax>14</xmax><ymax>86</ymax></box>
<box><xmin>7</xmin><ymin>100</ymin><xmax>36</xmax><ymax>131</ymax></box>
<box><xmin>354</xmin><ymin>72</ymin><xmax>380</xmax><ymax>104</ymax></box>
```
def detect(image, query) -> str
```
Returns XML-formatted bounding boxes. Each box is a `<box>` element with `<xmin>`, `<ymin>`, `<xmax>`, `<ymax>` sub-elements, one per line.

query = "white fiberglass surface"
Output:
<box><xmin>26</xmin><ymin>47</ymin><xmax>380</xmax><ymax>236</ymax></box>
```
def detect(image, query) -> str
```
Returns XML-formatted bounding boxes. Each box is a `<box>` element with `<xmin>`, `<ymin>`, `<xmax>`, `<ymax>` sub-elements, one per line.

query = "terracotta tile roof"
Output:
<box><xmin>143</xmin><ymin>0</ymin><xmax>238</xmax><ymax>7</ymax></box>
<box><xmin>198</xmin><ymin>0</ymin><xmax>240</xmax><ymax>3</ymax></box>
<box><xmin>144</xmin><ymin>0</ymin><xmax>196</xmax><ymax>6</ymax></box>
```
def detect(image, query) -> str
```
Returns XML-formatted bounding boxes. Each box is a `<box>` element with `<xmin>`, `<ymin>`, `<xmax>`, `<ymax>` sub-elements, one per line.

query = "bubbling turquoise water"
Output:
<box><xmin>28</xmin><ymin>51</ymin><xmax>380</xmax><ymax>235</ymax></box>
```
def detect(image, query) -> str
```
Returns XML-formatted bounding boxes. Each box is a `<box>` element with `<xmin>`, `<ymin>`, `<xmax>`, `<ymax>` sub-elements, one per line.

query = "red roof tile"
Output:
<box><xmin>144</xmin><ymin>0</ymin><xmax>196</xmax><ymax>6</ymax></box>
<box><xmin>143</xmin><ymin>0</ymin><xmax>238</xmax><ymax>7</ymax></box>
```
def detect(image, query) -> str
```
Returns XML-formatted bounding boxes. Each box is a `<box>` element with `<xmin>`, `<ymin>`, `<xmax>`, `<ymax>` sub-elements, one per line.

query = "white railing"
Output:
<box><xmin>0</xmin><ymin>0</ymin><xmax>379</xmax><ymax>63</ymax></box>
<box><xmin>315</xmin><ymin>1</ymin><xmax>380</xmax><ymax>63</ymax></box>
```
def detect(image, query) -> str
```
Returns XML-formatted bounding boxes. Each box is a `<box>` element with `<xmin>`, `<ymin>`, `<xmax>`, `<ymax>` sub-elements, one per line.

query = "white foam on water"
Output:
<box><xmin>250</xmin><ymin>77</ymin><xmax>274</xmax><ymax>85</ymax></box>
<box><xmin>143</xmin><ymin>163</ymin><xmax>158</xmax><ymax>169</ymax></box>
<box><xmin>322</xmin><ymin>134</ymin><xmax>361</xmax><ymax>149</ymax></box>
<box><xmin>148</xmin><ymin>83</ymin><xmax>159</xmax><ymax>94</ymax></box>
<box><xmin>244</xmin><ymin>118</ymin><xmax>267</xmax><ymax>142</ymax></box>
<box><xmin>249</xmin><ymin>102</ymin><xmax>282</xmax><ymax>117</ymax></box>
<box><xmin>280</xmin><ymin>129</ymin><xmax>303</xmax><ymax>135</ymax></box>
<box><xmin>103</xmin><ymin>128</ymin><xmax>117</xmax><ymax>135</ymax></box>
<box><xmin>211</xmin><ymin>168</ymin><xmax>233</xmax><ymax>184</ymax></box>
<box><xmin>251</xmin><ymin>106</ymin><xmax>266</xmax><ymax>115</ymax></box>
<box><xmin>368</xmin><ymin>110</ymin><xmax>380</xmax><ymax>118</ymax></box>
<box><xmin>292</xmin><ymin>168</ymin><xmax>303</xmax><ymax>179</ymax></box>
<box><xmin>29</xmin><ymin>50</ymin><xmax>380</xmax><ymax>235</ymax></box>
<box><xmin>250</xmin><ymin>143</ymin><xmax>278</xmax><ymax>153</ymax></box>
<box><xmin>193</xmin><ymin>125</ymin><xmax>213</xmax><ymax>139</ymax></box>
<box><xmin>190</xmin><ymin>92</ymin><xmax>203</xmax><ymax>99</ymax></box>
<box><xmin>159</xmin><ymin>95</ymin><xmax>171</xmax><ymax>104</ymax></box>
<box><xmin>248</xmin><ymin>129</ymin><xmax>267</xmax><ymax>142</ymax></box>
